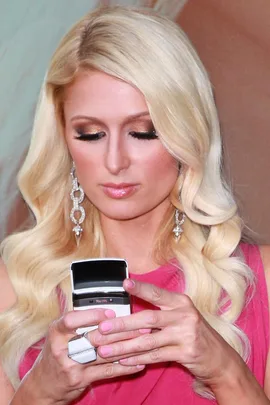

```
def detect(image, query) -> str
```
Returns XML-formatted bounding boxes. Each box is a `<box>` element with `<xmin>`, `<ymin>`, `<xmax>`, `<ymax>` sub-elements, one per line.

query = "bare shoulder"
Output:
<box><xmin>260</xmin><ymin>245</ymin><xmax>270</xmax><ymax>291</ymax></box>
<box><xmin>259</xmin><ymin>245</ymin><xmax>270</xmax><ymax>272</ymax></box>
<box><xmin>0</xmin><ymin>259</ymin><xmax>17</xmax><ymax>401</ymax></box>
<box><xmin>259</xmin><ymin>244</ymin><xmax>270</xmax><ymax>308</ymax></box>
<box><xmin>0</xmin><ymin>258</ymin><xmax>17</xmax><ymax>312</ymax></box>
<box><xmin>0</xmin><ymin>363</ymin><xmax>15</xmax><ymax>404</ymax></box>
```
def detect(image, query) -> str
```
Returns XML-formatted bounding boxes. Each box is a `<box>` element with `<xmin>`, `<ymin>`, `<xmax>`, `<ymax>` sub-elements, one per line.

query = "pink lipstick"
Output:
<box><xmin>101</xmin><ymin>183</ymin><xmax>139</xmax><ymax>199</ymax></box>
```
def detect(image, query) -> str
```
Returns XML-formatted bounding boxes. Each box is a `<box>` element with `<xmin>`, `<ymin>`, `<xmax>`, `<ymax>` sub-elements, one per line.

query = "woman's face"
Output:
<box><xmin>64</xmin><ymin>70</ymin><xmax>178</xmax><ymax>221</ymax></box>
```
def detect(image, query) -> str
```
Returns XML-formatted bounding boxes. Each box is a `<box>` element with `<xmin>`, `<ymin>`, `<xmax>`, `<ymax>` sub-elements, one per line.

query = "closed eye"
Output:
<box><xmin>74</xmin><ymin>130</ymin><xmax>158</xmax><ymax>141</ymax></box>
<box><xmin>129</xmin><ymin>131</ymin><xmax>158</xmax><ymax>140</ymax></box>
<box><xmin>74</xmin><ymin>131</ymin><xmax>106</xmax><ymax>141</ymax></box>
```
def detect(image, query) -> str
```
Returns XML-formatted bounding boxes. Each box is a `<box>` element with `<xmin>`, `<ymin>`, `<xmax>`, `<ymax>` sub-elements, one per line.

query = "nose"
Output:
<box><xmin>104</xmin><ymin>133</ymin><xmax>130</xmax><ymax>175</ymax></box>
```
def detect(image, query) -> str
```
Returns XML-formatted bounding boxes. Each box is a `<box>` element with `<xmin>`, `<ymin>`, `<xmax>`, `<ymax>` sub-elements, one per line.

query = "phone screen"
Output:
<box><xmin>71</xmin><ymin>259</ymin><xmax>128</xmax><ymax>290</ymax></box>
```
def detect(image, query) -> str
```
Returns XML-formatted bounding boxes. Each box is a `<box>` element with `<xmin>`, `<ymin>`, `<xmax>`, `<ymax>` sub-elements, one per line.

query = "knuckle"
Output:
<box><xmin>151</xmin><ymin>285</ymin><xmax>163</xmax><ymax>302</ymax></box>
<box><xmin>115</xmin><ymin>317</ymin><xmax>126</xmax><ymax>331</ymax></box>
<box><xmin>185</xmin><ymin>343</ymin><xmax>199</xmax><ymax>360</ymax></box>
<box><xmin>116</xmin><ymin>341</ymin><xmax>124</xmax><ymax>355</ymax></box>
<box><xmin>103</xmin><ymin>364</ymin><xmax>114</xmax><ymax>378</ymax></box>
<box><xmin>62</xmin><ymin>313</ymin><xmax>73</xmax><ymax>329</ymax></box>
<box><xmin>89</xmin><ymin>308</ymin><xmax>103</xmax><ymax>323</ymax></box>
<box><xmin>67</xmin><ymin>369</ymin><xmax>82</xmax><ymax>388</ymax></box>
<box><xmin>150</xmin><ymin>349</ymin><xmax>161</xmax><ymax>362</ymax></box>
<box><xmin>141</xmin><ymin>334</ymin><xmax>157</xmax><ymax>351</ymax></box>
<box><xmin>146</xmin><ymin>310</ymin><xmax>159</xmax><ymax>327</ymax></box>
<box><xmin>91</xmin><ymin>331</ymin><xmax>103</xmax><ymax>346</ymax></box>
<box><xmin>180</xmin><ymin>294</ymin><xmax>192</xmax><ymax>307</ymax></box>
<box><xmin>50</xmin><ymin>343</ymin><xmax>62</xmax><ymax>360</ymax></box>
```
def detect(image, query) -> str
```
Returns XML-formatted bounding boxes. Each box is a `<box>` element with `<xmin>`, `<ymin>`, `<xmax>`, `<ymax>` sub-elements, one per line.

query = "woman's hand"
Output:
<box><xmin>96</xmin><ymin>279</ymin><xmax>244</xmax><ymax>391</ymax></box>
<box><xmin>19</xmin><ymin>308</ymin><xmax>146</xmax><ymax>405</ymax></box>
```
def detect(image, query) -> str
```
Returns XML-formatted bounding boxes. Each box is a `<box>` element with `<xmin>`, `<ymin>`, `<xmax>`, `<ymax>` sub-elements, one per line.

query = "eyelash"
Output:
<box><xmin>75</xmin><ymin>130</ymin><xmax>158</xmax><ymax>141</ymax></box>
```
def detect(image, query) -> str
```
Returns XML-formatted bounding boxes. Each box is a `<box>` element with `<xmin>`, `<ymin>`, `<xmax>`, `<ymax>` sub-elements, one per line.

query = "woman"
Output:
<box><xmin>0</xmin><ymin>5</ymin><xmax>269</xmax><ymax>405</ymax></box>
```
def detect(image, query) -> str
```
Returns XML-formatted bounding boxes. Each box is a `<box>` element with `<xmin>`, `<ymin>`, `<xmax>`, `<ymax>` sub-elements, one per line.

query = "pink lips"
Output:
<box><xmin>101</xmin><ymin>183</ymin><xmax>139</xmax><ymax>199</ymax></box>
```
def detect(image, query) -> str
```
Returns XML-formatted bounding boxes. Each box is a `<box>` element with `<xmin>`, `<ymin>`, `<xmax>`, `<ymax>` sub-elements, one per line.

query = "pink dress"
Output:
<box><xmin>19</xmin><ymin>244</ymin><xmax>269</xmax><ymax>404</ymax></box>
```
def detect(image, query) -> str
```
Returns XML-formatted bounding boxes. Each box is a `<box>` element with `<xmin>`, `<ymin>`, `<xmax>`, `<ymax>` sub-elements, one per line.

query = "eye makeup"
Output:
<box><xmin>128</xmin><ymin>130</ymin><xmax>158</xmax><ymax>140</ymax></box>
<box><xmin>75</xmin><ymin>131</ymin><xmax>106</xmax><ymax>141</ymax></box>
<box><xmin>73</xmin><ymin>120</ymin><xmax>158</xmax><ymax>142</ymax></box>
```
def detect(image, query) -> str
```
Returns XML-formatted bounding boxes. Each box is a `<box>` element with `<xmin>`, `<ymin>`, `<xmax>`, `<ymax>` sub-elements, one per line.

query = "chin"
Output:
<box><xmin>96</xmin><ymin>201</ymin><xmax>148</xmax><ymax>221</ymax></box>
<box><xmin>100</xmin><ymin>209</ymin><xmax>143</xmax><ymax>221</ymax></box>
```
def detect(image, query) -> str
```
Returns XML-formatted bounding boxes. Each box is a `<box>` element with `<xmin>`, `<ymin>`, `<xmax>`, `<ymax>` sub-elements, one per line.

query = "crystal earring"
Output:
<box><xmin>173</xmin><ymin>209</ymin><xmax>185</xmax><ymax>241</ymax></box>
<box><xmin>70</xmin><ymin>162</ymin><xmax>85</xmax><ymax>246</ymax></box>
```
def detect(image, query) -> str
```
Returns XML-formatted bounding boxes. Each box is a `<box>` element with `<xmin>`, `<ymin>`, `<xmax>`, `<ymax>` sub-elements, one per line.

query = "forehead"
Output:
<box><xmin>63</xmin><ymin>70</ymin><xmax>149</xmax><ymax>120</ymax></box>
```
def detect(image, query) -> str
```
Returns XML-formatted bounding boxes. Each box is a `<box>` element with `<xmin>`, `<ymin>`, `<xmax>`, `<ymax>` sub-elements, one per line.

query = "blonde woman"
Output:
<box><xmin>0</xmin><ymin>5</ymin><xmax>269</xmax><ymax>405</ymax></box>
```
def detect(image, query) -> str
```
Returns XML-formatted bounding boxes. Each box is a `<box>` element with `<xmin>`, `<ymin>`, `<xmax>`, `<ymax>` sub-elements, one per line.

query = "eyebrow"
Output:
<box><xmin>70</xmin><ymin>111</ymin><xmax>151</xmax><ymax>125</ymax></box>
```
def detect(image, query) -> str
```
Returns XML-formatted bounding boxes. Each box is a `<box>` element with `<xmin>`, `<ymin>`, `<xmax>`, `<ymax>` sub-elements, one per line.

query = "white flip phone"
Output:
<box><xmin>70</xmin><ymin>258</ymin><xmax>131</xmax><ymax>334</ymax></box>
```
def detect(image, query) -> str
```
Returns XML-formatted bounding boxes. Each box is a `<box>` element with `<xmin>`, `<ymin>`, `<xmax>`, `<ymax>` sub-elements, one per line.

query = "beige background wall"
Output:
<box><xmin>177</xmin><ymin>0</ymin><xmax>270</xmax><ymax>243</ymax></box>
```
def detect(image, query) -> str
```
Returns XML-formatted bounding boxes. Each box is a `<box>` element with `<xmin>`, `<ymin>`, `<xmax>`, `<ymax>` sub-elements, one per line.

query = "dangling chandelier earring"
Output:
<box><xmin>173</xmin><ymin>209</ymin><xmax>185</xmax><ymax>241</ymax></box>
<box><xmin>70</xmin><ymin>162</ymin><xmax>85</xmax><ymax>246</ymax></box>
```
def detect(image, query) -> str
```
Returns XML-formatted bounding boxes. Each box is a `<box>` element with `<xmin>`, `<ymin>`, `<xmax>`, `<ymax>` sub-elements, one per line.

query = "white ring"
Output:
<box><xmin>68</xmin><ymin>332</ymin><xmax>97</xmax><ymax>364</ymax></box>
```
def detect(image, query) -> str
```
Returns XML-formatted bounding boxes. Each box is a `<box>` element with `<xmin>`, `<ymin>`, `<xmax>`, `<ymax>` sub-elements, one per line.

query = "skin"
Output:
<box><xmin>3</xmin><ymin>70</ymin><xmax>270</xmax><ymax>405</ymax></box>
<box><xmin>64</xmin><ymin>70</ymin><xmax>179</xmax><ymax>273</ymax></box>
<box><xmin>64</xmin><ymin>70</ymin><xmax>178</xmax><ymax>223</ymax></box>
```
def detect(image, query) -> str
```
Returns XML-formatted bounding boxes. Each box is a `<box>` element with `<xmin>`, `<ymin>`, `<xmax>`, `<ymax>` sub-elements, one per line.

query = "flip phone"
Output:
<box><xmin>70</xmin><ymin>258</ymin><xmax>131</xmax><ymax>334</ymax></box>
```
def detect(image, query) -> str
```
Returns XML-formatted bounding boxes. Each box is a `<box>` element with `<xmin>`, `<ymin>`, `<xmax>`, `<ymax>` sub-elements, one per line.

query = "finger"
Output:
<box><xmin>97</xmin><ymin>329</ymin><xmax>172</xmax><ymax>359</ymax></box>
<box><xmin>119</xmin><ymin>346</ymin><xmax>179</xmax><ymax>366</ymax></box>
<box><xmin>57</xmin><ymin>356</ymin><xmax>145</xmax><ymax>390</ymax></box>
<box><xmin>98</xmin><ymin>309</ymin><xmax>177</xmax><ymax>335</ymax></box>
<box><xmin>46</xmin><ymin>310</ymin><xmax>116</xmax><ymax>363</ymax></box>
<box><xmin>90</xmin><ymin>328</ymin><xmax>152</xmax><ymax>347</ymax></box>
<box><xmin>54</xmin><ymin>308</ymin><xmax>116</xmax><ymax>336</ymax></box>
<box><xmin>61</xmin><ymin>339</ymin><xmax>142</xmax><ymax>367</ymax></box>
<box><xmin>92</xmin><ymin>350</ymin><xmax>149</xmax><ymax>365</ymax></box>
<box><xmin>123</xmin><ymin>279</ymin><xmax>191</xmax><ymax>310</ymax></box>
<box><xmin>84</xmin><ymin>362</ymin><xmax>146</xmax><ymax>383</ymax></box>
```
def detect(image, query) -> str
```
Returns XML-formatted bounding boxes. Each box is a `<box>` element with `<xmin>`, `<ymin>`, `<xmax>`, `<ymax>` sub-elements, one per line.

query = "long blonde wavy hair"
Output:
<box><xmin>0</xmin><ymin>5</ymin><xmax>253</xmax><ymax>398</ymax></box>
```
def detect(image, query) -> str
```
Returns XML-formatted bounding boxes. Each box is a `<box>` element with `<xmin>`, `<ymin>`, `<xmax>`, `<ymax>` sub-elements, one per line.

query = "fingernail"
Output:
<box><xmin>125</xmin><ymin>279</ymin><xmax>135</xmax><ymax>289</ymax></box>
<box><xmin>105</xmin><ymin>309</ymin><xmax>116</xmax><ymax>319</ymax></box>
<box><xmin>136</xmin><ymin>365</ymin><xmax>145</xmax><ymax>370</ymax></box>
<box><xmin>139</xmin><ymin>328</ymin><xmax>151</xmax><ymax>334</ymax></box>
<box><xmin>119</xmin><ymin>358</ymin><xmax>129</xmax><ymax>364</ymax></box>
<box><xmin>99</xmin><ymin>346</ymin><xmax>113</xmax><ymax>356</ymax></box>
<box><xmin>100</xmin><ymin>321</ymin><xmax>112</xmax><ymax>332</ymax></box>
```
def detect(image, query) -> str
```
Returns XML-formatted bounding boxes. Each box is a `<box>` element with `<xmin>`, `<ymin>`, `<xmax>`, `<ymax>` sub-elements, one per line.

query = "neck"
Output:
<box><xmin>100</xmin><ymin>200</ymin><xmax>173</xmax><ymax>274</ymax></box>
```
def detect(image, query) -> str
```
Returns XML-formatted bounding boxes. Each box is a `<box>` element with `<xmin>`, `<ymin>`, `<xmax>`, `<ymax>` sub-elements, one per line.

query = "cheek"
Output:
<box><xmin>144</xmin><ymin>148</ymin><xmax>178</xmax><ymax>186</ymax></box>
<box><xmin>66</xmin><ymin>139</ymin><xmax>99</xmax><ymax>183</ymax></box>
